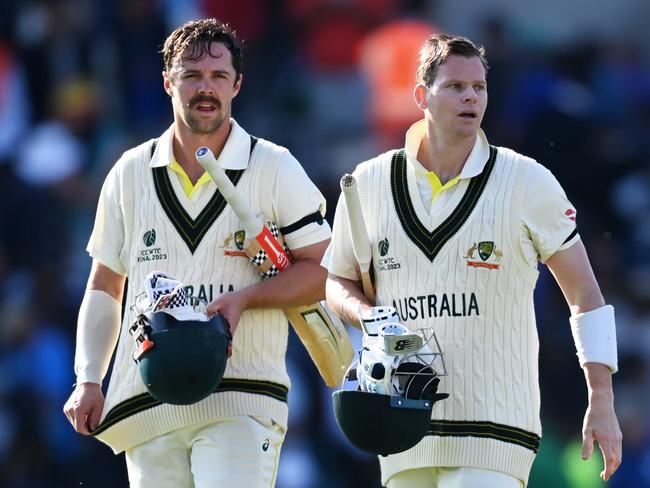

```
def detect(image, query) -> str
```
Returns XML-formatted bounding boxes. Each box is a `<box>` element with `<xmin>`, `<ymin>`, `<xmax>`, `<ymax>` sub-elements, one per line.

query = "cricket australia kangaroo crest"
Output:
<box><xmin>464</xmin><ymin>240</ymin><xmax>503</xmax><ymax>270</ymax></box>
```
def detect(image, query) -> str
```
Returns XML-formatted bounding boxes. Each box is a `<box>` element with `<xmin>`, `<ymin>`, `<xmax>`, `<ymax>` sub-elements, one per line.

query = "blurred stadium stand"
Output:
<box><xmin>1</xmin><ymin>0</ymin><xmax>649</xmax><ymax>486</ymax></box>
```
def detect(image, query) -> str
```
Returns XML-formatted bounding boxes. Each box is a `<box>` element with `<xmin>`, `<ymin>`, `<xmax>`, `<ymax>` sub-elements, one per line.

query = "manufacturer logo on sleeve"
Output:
<box><xmin>465</xmin><ymin>241</ymin><xmax>502</xmax><ymax>269</ymax></box>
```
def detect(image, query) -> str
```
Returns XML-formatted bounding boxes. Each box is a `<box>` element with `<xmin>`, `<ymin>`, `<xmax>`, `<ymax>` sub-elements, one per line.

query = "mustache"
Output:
<box><xmin>187</xmin><ymin>95</ymin><xmax>221</xmax><ymax>108</ymax></box>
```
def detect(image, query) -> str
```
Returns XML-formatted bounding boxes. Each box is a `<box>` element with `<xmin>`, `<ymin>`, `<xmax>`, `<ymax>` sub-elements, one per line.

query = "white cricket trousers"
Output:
<box><xmin>125</xmin><ymin>415</ymin><xmax>285</xmax><ymax>488</ymax></box>
<box><xmin>386</xmin><ymin>467</ymin><xmax>523</xmax><ymax>488</ymax></box>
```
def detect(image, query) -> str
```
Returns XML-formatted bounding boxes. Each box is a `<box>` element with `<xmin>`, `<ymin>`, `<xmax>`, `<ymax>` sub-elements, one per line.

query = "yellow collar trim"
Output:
<box><xmin>169</xmin><ymin>160</ymin><xmax>212</xmax><ymax>198</ymax></box>
<box><xmin>426</xmin><ymin>171</ymin><xmax>460</xmax><ymax>202</ymax></box>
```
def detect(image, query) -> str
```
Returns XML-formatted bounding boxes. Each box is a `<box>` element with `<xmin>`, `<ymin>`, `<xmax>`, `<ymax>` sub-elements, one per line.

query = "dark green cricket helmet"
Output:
<box><xmin>332</xmin><ymin>361</ymin><xmax>448</xmax><ymax>456</ymax></box>
<box><xmin>130</xmin><ymin>311</ymin><xmax>232</xmax><ymax>405</ymax></box>
<box><xmin>332</xmin><ymin>390</ymin><xmax>434</xmax><ymax>456</ymax></box>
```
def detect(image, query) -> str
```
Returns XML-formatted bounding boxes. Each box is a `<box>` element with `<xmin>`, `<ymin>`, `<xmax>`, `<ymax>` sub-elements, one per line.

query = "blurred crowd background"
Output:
<box><xmin>0</xmin><ymin>0</ymin><xmax>649</xmax><ymax>486</ymax></box>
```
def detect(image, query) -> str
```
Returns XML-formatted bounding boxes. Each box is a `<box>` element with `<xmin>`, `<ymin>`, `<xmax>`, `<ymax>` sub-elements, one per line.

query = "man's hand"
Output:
<box><xmin>581</xmin><ymin>363</ymin><xmax>622</xmax><ymax>481</ymax></box>
<box><xmin>207</xmin><ymin>290</ymin><xmax>251</xmax><ymax>336</ymax></box>
<box><xmin>546</xmin><ymin>246</ymin><xmax>622</xmax><ymax>480</ymax></box>
<box><xmin>63</xmin><ymin>382</ymin><xmax>104</xmax><ymax>435</ymax></box>
<box><xmin>326</xmin><ymin>274</ymin><xmax>373</xmax><ymax>329</ymax></box>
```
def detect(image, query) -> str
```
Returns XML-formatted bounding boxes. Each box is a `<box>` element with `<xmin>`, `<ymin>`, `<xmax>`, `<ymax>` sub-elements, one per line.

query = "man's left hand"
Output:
<box><xmin>581</xmin><ymin>367</ymin><xmax>623</xmax><ymax>481</ymax></box>
<box><xmin>207</xmin><ymin>289</ymin><xmax>251</xmax><ymax>337</ymax></box>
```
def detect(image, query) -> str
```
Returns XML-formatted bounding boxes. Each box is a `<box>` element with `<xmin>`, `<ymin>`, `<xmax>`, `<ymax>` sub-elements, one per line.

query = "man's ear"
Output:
<box><xmin>163</xmin><ymin>71</ymin><xmax>173</xmax><ymax>97</ymax></box>
<box><xmin>232</xmin><ymin>74</ymin><xmax>243</xmax><ymax>98</ymax></box>
<box><xmin>414</xmin><ymin>84</ymin><xmax>429</xmax><ymax>110</ymax></box>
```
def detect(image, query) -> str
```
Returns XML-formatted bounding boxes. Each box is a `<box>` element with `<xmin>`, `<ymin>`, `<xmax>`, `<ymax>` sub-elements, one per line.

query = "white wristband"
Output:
<box><xmin>74</xmin><ymin>289</ymin><xmax>121</xmax><ymax>384</ymax></box>
<box><xmin>569</xmin><ymin>304</ymin><xmax>618</xmax><ymax>373</ymax></box>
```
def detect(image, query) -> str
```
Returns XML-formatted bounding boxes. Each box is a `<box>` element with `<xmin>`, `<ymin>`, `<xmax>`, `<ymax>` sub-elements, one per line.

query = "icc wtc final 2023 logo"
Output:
<box><xmin>378</xmin><ymin>237</ymin><xmax>401</xmax><ymax>271</ymax></box>
<box><xmin>143</xmin><ymin>229</ymin><xmax>156</xmax><ymax>247</ymax></box>
<box><xmin>138</xmin><ymin>229</ymin><xmax>168</xmax><ymax>263</ymax></box>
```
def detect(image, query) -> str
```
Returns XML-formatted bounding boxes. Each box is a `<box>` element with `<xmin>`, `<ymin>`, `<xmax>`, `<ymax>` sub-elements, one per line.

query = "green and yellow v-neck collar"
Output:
<box><xmin>149</xmin><ymin>125</ymin><xmax>258</xmax><ymax>254</ymax></box>
<box><xmin>390</xmin><ymin>144</ymin><xmax>497</xmax><ymax>262</ymax></box>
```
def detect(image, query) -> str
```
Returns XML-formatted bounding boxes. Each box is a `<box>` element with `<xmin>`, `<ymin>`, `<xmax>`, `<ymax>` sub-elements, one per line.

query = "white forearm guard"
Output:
<box><xmin>74</xmin><ymin>289</ymin><xmax>121</xmax><ymax>384</ymax></box>
<box><xmin>569</xmin><ymin>304</ymin><xmax>618</xmax><ymax>373</ymax></box>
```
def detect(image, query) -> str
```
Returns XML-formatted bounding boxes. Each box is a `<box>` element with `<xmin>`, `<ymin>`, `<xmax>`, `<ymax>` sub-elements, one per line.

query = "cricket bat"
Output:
<box><xmin>196</xmin><ymin>146</ymin><xmax>353</xmax><ymax>387</ymax></box>
<box><xmin>339</xmin><ymin>174</ymin><xmax>375</xmax><ymax>304</ymax></box>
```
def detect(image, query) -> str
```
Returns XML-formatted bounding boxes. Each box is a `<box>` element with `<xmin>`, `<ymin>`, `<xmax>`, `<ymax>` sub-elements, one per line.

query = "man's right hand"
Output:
<box><xmin>63</xmin><ymin>382</ymin><xmax>105</xmax><ymax>435</ymax></box>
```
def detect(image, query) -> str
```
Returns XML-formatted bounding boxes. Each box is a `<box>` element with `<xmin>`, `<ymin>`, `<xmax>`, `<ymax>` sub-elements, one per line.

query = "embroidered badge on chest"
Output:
<box><xmin>221</xmin><ymin>231</ymin><xmax>248</xmax><ymax>257</ymax></box>
<box><xmin>377</xmin><ymin>237</ymin><xmax>402</xmax><ymax>272</ymax></box>
<box><xmin>137</xmin><ymin>228</ymin><xmax>168</xmax><ymax>263</ymax></box>
<box><xmin>464</xmin><ymin>240</ymin><xmax>502</xmax><ymax>270</ymax></box>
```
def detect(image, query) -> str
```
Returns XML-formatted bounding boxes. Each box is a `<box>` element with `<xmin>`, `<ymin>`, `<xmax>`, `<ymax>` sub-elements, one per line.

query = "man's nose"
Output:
<box><xmin>198</xmin><ymin>79</ymin><xmax>216</xmax><ymax>95</ymax></box>
<box><xmin>463</xmin><ymin>88</ymin><xmax>478</xmax><ymax>103</ymax></box>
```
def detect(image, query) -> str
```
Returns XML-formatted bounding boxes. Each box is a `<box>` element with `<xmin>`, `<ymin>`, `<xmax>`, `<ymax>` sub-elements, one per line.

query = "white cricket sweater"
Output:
<box><xmin>354</xmin><ymin>146</ymin><xmax>543</xmax><ymax>486</ymax></box>
<box><xmin>89</xmin><ymin>133</ymin><xmax>323</xmax><ymax>453</ymax></box>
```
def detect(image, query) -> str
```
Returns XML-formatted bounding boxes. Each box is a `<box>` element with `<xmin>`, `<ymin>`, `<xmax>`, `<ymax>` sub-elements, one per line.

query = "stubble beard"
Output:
<box><xmin>178</xmin><ymin>94</ymin><xmax>229</xmax><ymax>134</ymax></box>
<box><xmin>184</xmin><ymin>109</ymin><xmax>227</xmax><ymax>134</ymax></box>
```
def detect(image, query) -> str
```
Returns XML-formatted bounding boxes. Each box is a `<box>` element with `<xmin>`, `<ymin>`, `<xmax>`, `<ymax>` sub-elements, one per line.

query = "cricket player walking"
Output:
<box><xmin>63</xmin><ymin>18</ymin><xmax>331</xmax><ymax>487</ymax></box>
<box><xmin>324</xmin><ymin>34</ymin><xmax>622</xmax><ymax>487</ymax></box>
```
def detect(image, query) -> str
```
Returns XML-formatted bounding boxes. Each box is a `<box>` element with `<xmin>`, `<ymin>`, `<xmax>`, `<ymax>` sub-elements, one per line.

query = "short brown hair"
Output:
<box><xmin>416</xmin><ymin>34</ymin><xmax>488</xmax><ymax>87</ymax></box>
<box><xmin>161</xmin><ymin>18</ymin><xmax>243</xmax><ymax>81</ymax></box>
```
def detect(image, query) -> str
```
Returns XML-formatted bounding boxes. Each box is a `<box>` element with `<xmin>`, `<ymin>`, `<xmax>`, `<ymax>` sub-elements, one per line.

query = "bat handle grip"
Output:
<box><xmin>361</xmin><ymin>275</ymin><xmax>375</xmax><ymax>304</ymax></box>
<box><xmin>196</xmin><ymin>146</ymin><xmax>262</xmax><ymax>236</ymax></box>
